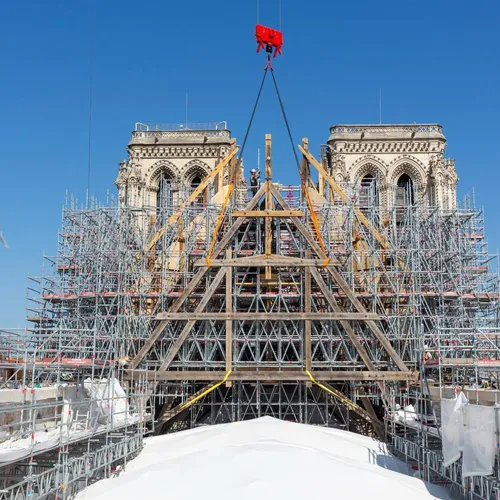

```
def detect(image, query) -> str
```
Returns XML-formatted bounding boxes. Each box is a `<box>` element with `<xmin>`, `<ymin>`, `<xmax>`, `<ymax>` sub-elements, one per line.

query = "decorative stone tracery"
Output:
<box><xmin>327</xmin><ymin>124</ymin><xmax>457</xmax><ymax>210</ymax></box>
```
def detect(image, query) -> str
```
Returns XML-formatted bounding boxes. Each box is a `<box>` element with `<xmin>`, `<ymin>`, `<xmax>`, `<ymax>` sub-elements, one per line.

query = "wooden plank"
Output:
<box><xmin>157</xmin><ymin>268</ymin><xmax>227</xmax><ymax>372</ymax></box>
<box><xmin>129</xmin><ymin>268</ymin><xmax>208</xmax><ymax>369</ymax></box>
<box><xmin>155</xmin><ymin>312</ymin><xmax>381</xmax><ymax>321</ymax></box>
<box><xmin>304</xmin><ymin>265</ymin><xmax>312</xmax><ymax>371</ymax></box>
<box><xmin>231</xmin><ymin>210</ymin><xmax>304</xmax><ymax>217</ymax></box>
<box><xmin>128</xmin><ymin>370</ymin><xmax>419</xmax><ymax>382</ymax></box>
<box><xmin>225</xmin><ymin>249</ymin><xmax>232</xmax><ymax>375</ymax></box>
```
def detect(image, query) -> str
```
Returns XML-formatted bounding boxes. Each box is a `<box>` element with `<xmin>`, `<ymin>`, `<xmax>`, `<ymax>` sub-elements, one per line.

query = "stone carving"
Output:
<box><xmin>327</xmin><ymin>124</ymin><xmax>457</xmax><ymax>209</ymax></box>
<box><xmin>116</xmin><ymin>126</ymin><xmax>234</xmax><ymax>208</ymax></box>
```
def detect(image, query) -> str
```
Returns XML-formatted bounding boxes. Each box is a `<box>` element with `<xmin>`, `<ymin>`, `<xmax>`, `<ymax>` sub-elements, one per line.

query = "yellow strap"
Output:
<box><xmin>206</xmin><ymin>185</ymin><xmax>233</xmax><ymax>267</ymax></box>
<box><xmin>180</xmin><ymin>370</ymin><xmax>232</xmax><ymax>410</ymax></box>
<box><xmin>303</xmin><ymin>186</ymin><xmax>330</xmax><ymax>267</ymax></box>
<box><xmin>305</xmin><ymin>370</ymin><xmax>359</xmax><ymax>412</ymax></box>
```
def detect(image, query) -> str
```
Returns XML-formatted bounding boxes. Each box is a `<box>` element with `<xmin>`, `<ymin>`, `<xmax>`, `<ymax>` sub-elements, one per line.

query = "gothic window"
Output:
<box><xmin>359</xmin><ymin>174</ymin><xmax>379</xmax><ymax>209</ymax></box>
<box><xmin>186</xmin><ymin>171</ymin><xmax>206</xmax><ymax>205</ymax></box>
<box><xmin>190</xmin><ymin>174</ymin><xmax>202</xmax><ymax>190</ymax></box>
<box><xmin>396</xmin><ymin>173</ymin><xmax>415</xmax><ymax>206</ymax></box>
<box><xmin>157</xmin><ymin>171</ymin><xmax>174</xmax><ymax>211</ymax></box>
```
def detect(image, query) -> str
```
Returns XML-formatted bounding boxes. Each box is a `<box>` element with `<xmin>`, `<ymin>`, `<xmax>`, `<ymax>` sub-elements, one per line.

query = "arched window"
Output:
<box><xmin>396</xmin><ymin>173</ymin><xmax>415</xmax><ymax>206</ymax></box>
<box><xmin>359</xmin><ymin>174</ymin><xmax>379</xmax><ymax>209</ymax></box>
<box><xmin>190</xmin><ymin>174</ymin><xmax>202</xmax><ymax>190</ymax></box>
<box><xmin>157</xmin><ymin>172</ymin><xmax>174</xmax><ymax>210</ymax></box>
<box><xmin>186</xmin><ymin>171</ymin><xmax>206</xmax><ymax>205</ymax></box>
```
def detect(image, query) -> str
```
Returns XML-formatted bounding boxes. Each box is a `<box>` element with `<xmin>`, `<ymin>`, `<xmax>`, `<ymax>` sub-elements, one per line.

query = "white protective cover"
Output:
<box><xmin>76</xmin><ymin>416</ymin><xmax>452</xmax><ymax>500</ymax></box>
<box><xmin>462</xmin><ymin>404</ymin><xmax>497</xmax><ymax>477</ymax></box>
<box><xmin>441</xmin><ymin>393</ymin><xmax>467</xmax><ymax>467</ymax></box>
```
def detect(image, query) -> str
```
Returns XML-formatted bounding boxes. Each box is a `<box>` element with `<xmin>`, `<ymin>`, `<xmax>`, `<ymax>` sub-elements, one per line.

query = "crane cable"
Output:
<box><xmin>238</xmin><ymin>49</ymin><xmax>331</xmax><ymax>266</ymax></box>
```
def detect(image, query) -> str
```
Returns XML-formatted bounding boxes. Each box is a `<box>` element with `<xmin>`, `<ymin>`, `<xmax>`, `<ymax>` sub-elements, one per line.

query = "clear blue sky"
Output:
<box><xmin>1</xmin><ymin>0</ymin><xmax>499</xmax><ymax>326</ymax></box>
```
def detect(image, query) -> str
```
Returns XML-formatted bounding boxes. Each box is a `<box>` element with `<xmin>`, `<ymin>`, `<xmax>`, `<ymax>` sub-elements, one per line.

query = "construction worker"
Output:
<box><xmin>250</xmin><ymin>169</ymin><xmax>260</xmax><ymax>197</ymax></box>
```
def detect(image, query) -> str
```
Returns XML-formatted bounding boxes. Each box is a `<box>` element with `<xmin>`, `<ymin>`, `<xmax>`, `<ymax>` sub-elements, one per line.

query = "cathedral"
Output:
<box><xmin>115</xmin><ymin>122</ymin><xmax>458</xmax><ymax>212</ymax></box>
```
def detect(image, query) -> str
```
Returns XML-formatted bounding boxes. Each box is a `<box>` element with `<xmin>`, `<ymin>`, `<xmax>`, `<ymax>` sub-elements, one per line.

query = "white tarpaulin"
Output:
<box><xmin>441</xmin><ymin>393</ymin><xmax>467</xmax><ymax>467</ymax></box>
<box><xmin>76</xmin><ymin>416</ymin><xmax>452</xmax><ymax>500</ymax></box>
<box><xmin>463</xmin><ymin>404</ymin><xmax>497</xmax><ymax>477</ymax></box>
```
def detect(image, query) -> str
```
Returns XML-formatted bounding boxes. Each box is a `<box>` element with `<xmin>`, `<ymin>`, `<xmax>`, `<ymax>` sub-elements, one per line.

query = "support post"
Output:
<box><xmin>305</xmin><ymin>257</ymin><xmax>312</xmax><ymax>374</ymax></box>
<box><xmin>265</xmin><ymin>133</ymin><xmax>273</xmax><ymax>279</ymax></box>
<box><xmin>225</xmin><ymin>249</ymin><xmax>233</xmax><ymax>385</ymax></box>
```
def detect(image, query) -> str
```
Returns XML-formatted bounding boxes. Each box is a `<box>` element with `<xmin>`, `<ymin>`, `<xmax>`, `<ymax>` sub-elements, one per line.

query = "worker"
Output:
<box><xmin>422</xmin><ymin>344</ymin><xmax>433</xmax><ymax>362</ymax></box>
<box><xmin>250</xmin><ymin>168</ymin><xmax>260</xmax><ymax>196</ymax></box>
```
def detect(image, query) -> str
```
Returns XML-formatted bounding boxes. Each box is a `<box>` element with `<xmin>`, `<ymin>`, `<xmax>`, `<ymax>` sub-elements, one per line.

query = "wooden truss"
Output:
<box><xmin>127</xmin><ymin>134</ymin><xmax>416</xmax><ymax>435</ymax></box>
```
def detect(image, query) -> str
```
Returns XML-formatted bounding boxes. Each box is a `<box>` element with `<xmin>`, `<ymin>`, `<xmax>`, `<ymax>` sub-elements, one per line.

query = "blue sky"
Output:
<box><xmin>1</xmin><ymin>0</ymin><xmax>499</xmax><ymax>326</ymax></box>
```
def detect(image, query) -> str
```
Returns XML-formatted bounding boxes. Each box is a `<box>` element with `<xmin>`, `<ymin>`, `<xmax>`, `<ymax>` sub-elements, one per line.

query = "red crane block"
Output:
<box><xmin>255</xmin><ymin>24</ymin><xmax>283</xmax><ymax>58</ymax></box>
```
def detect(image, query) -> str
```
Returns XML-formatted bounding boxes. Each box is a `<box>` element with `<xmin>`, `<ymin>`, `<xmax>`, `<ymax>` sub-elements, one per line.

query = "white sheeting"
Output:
<box><xmin>463</xmin><ymin>404</ymin><xmax>497</xmax><ymax>477</ymax></box>
<box><xmin>0</xmin><ymin>378</ymin><xmax>141</xmax><ymax>464</ymax></box>
<box><xmin>441</xmin><ymin>393</ymin><xmax>467</xmax><ymax>467</ymax></box>
<box><xmin>76</xmin><ymin>417</ymin><xmax>452</xmax><ymax>500</ymax></box>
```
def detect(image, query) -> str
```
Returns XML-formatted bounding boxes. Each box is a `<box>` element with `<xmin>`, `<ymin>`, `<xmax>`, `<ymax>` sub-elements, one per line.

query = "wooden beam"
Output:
<box><xmin>130</xmin><ymin>268</ymin><xmax>209</xmax><ymax>369</ymax></box>
<box><xmin>146</xmin><ymin>146</ymin><xmax>238</xmax><ymax>251</ymax></box>
<box><xmin>310</xmin><ymin>267</ymin><xmax>376</xmax><ymax>372</ymax></box>
<box><xmin>129</xmin><ymin>370</ymin><xmax>419</xmax><ymax>382</ymax></box>
<box><xmin>305</xmin><ymin>265</ymin><xmax>312</xmax><ymax>371</ymax></box>
<box><xmin>157</xmin><ymin>268</ymin><xmax>227</xmax><ymax>372</ymax></box>
<box><xmin>310</xmin><ymin>268</ymin><xmax>390</xmax><ymax>406</ymax></box>
<box><xmin>231</xmin><ymin>210</ymin><xmax>304</xmax><ymax>217</ymax></box>
<box><xmin>155</xmin><ymin>384</ymin><xmax>216</xmax><ymax>433</ymax></box>
<box><xmin>155</xmin><ymin>312</ymin><xmax>381</xmax><ymax>321</ymax></box>
<box><xmin>193</xmin><ymin>256</ymin><xmax>329</xmax><ymax>268</ymax></box>
<box><xmin>299</xmin><ymin>145</ymin><xmax>389</xmax><ymax>250</ymax></box>
<box><xmin>265</xmin><ymin>134</ymin><xmax>273</xmax><ymax>279</ymax></box>
<box><xmin>357</xmin><ymin>385</ymin><xmax>384</xmax><ymax>439</ymax></box>
<box><xmin>209</xmin><ymin>183</ymin><xmax>267</xmax><ymax>259</ymax></box>
<box><xmin>133</xmin><ymin>182</ymin><xmax>269</xmax><ymax>371</ymax></box>
<box><xmin>225</xmin><ymin>249</ymin><xmax>232</xmax><ymax>375</ymax></box>
<box><xmin>326</xmin><ymin>266</ymin><xmax>409</xmax><ymax>372</ymax></box>
<box><xmin>269</xmin><ymin>184</ymin><xmax>328</xmax><ymax>260</ymax></box>
<box><xmin>318</xmin><ymin>380</ymin><xmax>385</xmax><ymax>439</ymax></box>
<box><xmin>266</xmin><ymin>184</ymin><xmax>407</xmax><ymax>375</ymax></box>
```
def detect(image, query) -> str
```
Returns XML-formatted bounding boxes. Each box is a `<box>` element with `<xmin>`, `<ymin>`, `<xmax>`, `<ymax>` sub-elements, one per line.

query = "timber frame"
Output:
<box><xmin>128</xmin><ymin>134</ymin><xmax>415</xmax><ymax>436</ymax></box>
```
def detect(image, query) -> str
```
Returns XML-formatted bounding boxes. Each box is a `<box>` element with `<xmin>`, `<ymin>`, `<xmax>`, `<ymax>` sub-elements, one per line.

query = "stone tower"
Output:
<box><xmin>326</xmin><ymin>124</ymin><xmax>458</xmax><ymax>210</ymax></box>
<box><xmin>115</xmin><ymin>123</ymin><xmax>234</xmax><ymax>209</ymax></box>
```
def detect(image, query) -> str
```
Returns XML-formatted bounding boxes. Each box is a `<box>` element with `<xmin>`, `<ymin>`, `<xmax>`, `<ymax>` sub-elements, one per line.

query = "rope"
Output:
<box><xmin>238</xmin><ymin>68</ymin><xmax>269</xmax><ymax>161</ymax></box>
<box><xmin>270</xmin><ymin>69</ymin><xmax>300</xmax><ymax>171</ymax></box>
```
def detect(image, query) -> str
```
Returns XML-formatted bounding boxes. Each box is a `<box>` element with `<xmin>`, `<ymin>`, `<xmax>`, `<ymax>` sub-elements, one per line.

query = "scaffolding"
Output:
<box><xmin>1</xmin><ymin>134</ymin><xmax>499</xmax><ymax>499</ymax></box>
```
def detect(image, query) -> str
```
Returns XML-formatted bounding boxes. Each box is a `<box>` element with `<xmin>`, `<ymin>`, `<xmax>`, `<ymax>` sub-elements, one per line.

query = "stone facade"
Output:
<box><xmin>326</xmin><ymin>124</ymin><xmax>458</xmax><ymax>210</ymax></box>
<box><xmin>115</xmin><ymin>125</ymin><xmax>234</xmax><ymax>209</ymax></box>
<box><xmin>116</xmin><ymin>123</ymin><xmax>459</xmax><ymax>212</ymax></box>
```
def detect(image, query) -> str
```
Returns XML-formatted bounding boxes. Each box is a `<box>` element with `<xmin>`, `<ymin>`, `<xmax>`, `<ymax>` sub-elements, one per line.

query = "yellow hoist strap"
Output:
<box><xmin>303</xmin><ymin>187</ymin><xmax>330</xmax><ymax>267</ymax></box>
<box><xmin>206</xmin><ymin>185</ymin><xmax>234</xmax><ymax>267</ymax></box>
<box><xmin>305</xmin><ymin>370</ymin><xmax>359</xmax><ymax>412</ymax></box>
<box><xmin>180</xmin><ymin>370</ymin><xmax>232</xmax><ymax>410</ymax></box>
